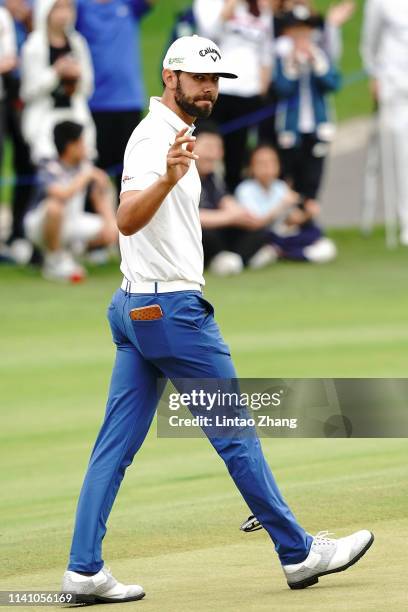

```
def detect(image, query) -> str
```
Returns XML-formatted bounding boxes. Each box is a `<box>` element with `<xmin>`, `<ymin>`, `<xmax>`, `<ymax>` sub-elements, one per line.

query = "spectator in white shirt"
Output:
<box><xmin>361</xmin><ymin>0</ymin><xmax>408</xmax><ymax>245</ymax></box>
<box><xmin>194</xmin><ymin>0</ymin><xmax>274</xmax><ymax>191</ymax></box>
<box><xmin>20</xmin><ymin>0</ymin><xmax>96</xmax><ymax>165</ymax></box>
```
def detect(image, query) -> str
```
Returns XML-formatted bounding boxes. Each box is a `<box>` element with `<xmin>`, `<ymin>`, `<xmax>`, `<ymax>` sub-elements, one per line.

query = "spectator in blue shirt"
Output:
<box><xmin>75</xmin><ymin>0</ymin><xmax>156</xmax><ymax>194</ymax></box>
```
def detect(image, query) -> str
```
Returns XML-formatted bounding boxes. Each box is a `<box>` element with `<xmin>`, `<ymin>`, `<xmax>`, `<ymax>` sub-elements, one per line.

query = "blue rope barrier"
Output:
<box><xmin>0</xmin><ymin>68</ymin><xmax>368</xmax><ymax>189</ymax></box>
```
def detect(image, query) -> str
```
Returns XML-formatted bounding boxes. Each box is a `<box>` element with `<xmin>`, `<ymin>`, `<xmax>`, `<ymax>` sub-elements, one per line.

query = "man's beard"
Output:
<box><xmin>175</xmin><ymin>78</ymin><xmax>216</xmax><ymax>119</ymax></box>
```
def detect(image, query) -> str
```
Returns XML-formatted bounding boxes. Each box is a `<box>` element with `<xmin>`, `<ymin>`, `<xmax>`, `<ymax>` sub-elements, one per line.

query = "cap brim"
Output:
<box><xmin>217</xmin><ymin>72</ymin><xmax>239</xmax><ymax>79</ymax></box>
<box><xmin>164</xmin><ymin>63</ymin><xmax>238</xmax><ymax>79</ymax></box>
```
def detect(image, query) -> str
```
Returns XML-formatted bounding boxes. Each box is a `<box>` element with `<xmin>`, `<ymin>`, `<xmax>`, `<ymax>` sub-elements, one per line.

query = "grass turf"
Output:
<box><xmin>0</xmin><ymin>227</ymin><xmax>407</xmax><ymax>610</ymax></box>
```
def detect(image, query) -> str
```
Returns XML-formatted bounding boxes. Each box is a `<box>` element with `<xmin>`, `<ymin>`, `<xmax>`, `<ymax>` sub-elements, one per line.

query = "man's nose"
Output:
<box><xmin>203</xmin><ymin>81</ymin><xmax>217</xmax><ymax>93</ymax></box>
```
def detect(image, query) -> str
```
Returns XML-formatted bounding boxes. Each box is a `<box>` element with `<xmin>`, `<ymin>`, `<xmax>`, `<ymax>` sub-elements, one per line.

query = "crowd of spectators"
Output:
<box><xmin>0</xmin><ymin>0</ymin><xmax>373</xmax><ymax>282</ymax></box>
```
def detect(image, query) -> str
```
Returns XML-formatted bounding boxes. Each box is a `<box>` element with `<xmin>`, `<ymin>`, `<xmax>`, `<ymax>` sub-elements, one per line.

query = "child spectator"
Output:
<box><xmin>24</xmin><ymin>121</ymin><xmax>117</xmax><ymax>282</ymax></box>
<box><xmin>273</xmin><ymin>11</ymin><xmax>341</xmax><ymax>215</ymax></box>
<box><xmin>274</xmin><ymin>1</ymin><xmax>355</xmax><ymax>61</ymax></box>
<box><xmin>235</xmin><ymin>144</ymin><xmax>337</xmax><ymax>262</ymax></box>
<box><xmin>195</xmin><ymin>125</ymin><xmax>277</xmax><ymax>274</ymax></box>
<box><xmin>20</xmin><ymin>0</ymin><xmax>96</xmax><ymax>164</ymax></box>
<box><xmin>258</xmin><ymin>0</ymin><xmax>353</xmax><ymax>146</ymax></box>
<box><xmin>194</xmin><ymin>0</ymin><xmax>274</xmax><ymax>191</ymax></box>
<box><xmin>75</xmin><ymin>0</ymin><xmax>156</xmax><ymax>195</ymax></box>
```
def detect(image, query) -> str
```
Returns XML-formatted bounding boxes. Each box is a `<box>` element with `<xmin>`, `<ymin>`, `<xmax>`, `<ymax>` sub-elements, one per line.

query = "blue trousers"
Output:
<box><xmin>68</xmin><ymin>288</ymin><xmax>312</xmax><ymax>572</ymax></box>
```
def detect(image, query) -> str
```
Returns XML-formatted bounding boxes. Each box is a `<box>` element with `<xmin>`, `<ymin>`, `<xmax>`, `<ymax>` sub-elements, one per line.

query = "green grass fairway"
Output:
<box><xmin>1</xmin><ymin>228</ymin><xmax>408</xmax><ymax>611</ymax></box>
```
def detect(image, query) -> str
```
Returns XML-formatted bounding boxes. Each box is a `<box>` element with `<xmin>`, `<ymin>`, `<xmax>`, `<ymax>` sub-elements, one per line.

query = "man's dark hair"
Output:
<box><xmin>53</xmin><ymin>121</ymin><xmax>84</xmax><ymax>156</ymax></box>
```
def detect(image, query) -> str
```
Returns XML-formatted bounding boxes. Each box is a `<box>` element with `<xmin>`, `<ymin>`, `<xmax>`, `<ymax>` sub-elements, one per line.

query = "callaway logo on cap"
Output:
<box><xmin>163</xmin><ymin>35</ymin><xmax>238</xmax><ymax>79</ymax></box>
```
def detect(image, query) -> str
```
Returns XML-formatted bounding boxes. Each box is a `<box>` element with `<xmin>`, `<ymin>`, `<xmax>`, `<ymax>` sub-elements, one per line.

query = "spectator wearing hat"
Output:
<box><xmin>274</xmin><ymin>1</ymin><xmax>355</xmax><ymax>61</ymax></box>
<box><xmin>273</xmin><ymin>11</ymin><xmax>341</xmax><ymax>215</ymax></box>
<box><xmin>75</xmin><ymin>0</ymin><xmax>157</xmax><ymax>195</ymax></box>
<box><xmin>258</xmin><ymin>0</ymin><xmax>353</xmax><ymax>146</ymax></box>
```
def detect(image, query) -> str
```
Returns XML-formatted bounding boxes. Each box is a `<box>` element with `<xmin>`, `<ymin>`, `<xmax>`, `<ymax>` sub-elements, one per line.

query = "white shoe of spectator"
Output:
<box><xmin>248</xmin><ymin>245</ymin><xmax>278</xmax><ymax>270</ymax></box>
<box><xmin>303</xmin><ymin>238</ymin><xmax>337</xmax><ymax>263</ymax></box>
<box><xmin>209</xmin><ymin>251</ymin><xmax>243</xmax><ymax>276</ymax></box>
<box><xmin>8</xmin><ymin>238</ymin><xmax>33</xmax><ymax>265</ymax></box>
<box><xmin>85</xmin><ymin>248</ymin><xmax>110</xmax><ymax>265</ymax></box>
<box><xmin>42</xmin><ymin>250</ymin><xmax>86</xmax><ymax>283</ymax></box>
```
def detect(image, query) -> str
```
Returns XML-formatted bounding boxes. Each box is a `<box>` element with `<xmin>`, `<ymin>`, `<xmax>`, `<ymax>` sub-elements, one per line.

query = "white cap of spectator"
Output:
<box><xmin>163</xmin><ymin>35</ymin><xmax>238</xmax><ymax>79</ymax></box>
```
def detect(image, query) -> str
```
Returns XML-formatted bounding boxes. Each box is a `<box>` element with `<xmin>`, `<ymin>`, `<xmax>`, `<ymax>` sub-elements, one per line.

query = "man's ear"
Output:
<box><xmin>162</xmin><ymin>69</ymin><xmax>178</xmax><ymax>91</ymax></box>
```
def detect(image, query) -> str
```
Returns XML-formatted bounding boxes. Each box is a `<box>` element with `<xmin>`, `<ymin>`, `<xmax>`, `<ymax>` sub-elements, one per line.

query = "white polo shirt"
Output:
<box><xmin>120</xmin><ymin>97</ymin><xmax>204</xmax><ymax>285</ymax></box>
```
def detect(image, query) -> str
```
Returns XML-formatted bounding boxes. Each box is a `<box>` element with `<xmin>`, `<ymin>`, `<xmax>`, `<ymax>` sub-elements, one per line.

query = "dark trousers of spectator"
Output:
<box><xmin>211</xmin><ymin>94</ymin><xmax>262</xmax><ymax>192</ymax></box>
<box><xmin>92</xmin><ymin>110</ymin><xmax>142</xmax><ymax>197</ymax></box>
<box><xmin>279</xmin><ymin>134</ymin><xmax>327</xmax><ymax>200</ymax></box>
<box><xmin>258</xmin><ymin>89</ymin><xmax>278</xmax><ymax>147</ymax></box>
<box><xmin>0</xmin><ymin>100</ymin><xmax>4</xmax><ymax>179</ymax></box>
<box><xmin>202</xmin><ymin>227</ymin><xmax>268</xmax><ymax>267</ymax></box>
<box><xmin>267</xmin><ymin>222</ymin><xmax>322</xmax><ymax>261</ymax></box>
<box><xmin>4</xmin><ymin>90</ymin><xmax>35</xmax><ymax>242</ymax></box>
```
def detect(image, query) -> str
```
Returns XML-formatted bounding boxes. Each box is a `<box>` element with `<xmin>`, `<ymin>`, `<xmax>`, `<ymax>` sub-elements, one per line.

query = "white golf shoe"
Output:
<box><xmin>61</xmin><ymin>566</ymin><xmax>145</xmax><ymax>604</ymax></box>
<box><xmin>282</xmin><ymin>529</ymin><xmax>374</xmax><ymax>589</ymax></box>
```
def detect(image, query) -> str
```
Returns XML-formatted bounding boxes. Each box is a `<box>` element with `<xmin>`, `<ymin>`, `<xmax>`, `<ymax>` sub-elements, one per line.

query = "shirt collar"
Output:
<box><xmin>149</xmin><ymin>97</ymin><xmax>196</xmax><ymax>135</ymax></box>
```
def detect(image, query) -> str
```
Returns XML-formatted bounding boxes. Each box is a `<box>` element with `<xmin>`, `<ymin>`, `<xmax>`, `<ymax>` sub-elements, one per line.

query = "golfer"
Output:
<box><xmin>62</xmin><ymin>35</ymin><xmax>373</xmax><ymax>604</ymax></box>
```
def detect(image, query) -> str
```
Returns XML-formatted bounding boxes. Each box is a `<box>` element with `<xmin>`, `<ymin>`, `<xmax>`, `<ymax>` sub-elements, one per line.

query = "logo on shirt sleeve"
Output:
<box><xmin>122</xmin><ymin>175</ymin><xmax>135</xmax><ymax>184</ymax></box>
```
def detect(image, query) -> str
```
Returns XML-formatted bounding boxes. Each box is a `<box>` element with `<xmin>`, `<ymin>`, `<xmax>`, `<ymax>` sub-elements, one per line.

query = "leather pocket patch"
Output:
<box><xmin>129</xmin><ymin>305</ymin><xmax>163</xmax><ymax>321</ymax></box>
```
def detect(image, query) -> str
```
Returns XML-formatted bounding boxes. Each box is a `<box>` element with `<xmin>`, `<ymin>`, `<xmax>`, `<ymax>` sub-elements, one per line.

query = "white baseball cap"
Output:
<box><xmin>163</xmin><ymin>35</ymin><xmax>238</xmax><ymax>79</ymax></box>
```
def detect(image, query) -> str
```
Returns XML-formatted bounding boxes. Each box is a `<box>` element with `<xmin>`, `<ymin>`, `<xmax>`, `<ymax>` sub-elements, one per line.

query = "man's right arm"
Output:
<box><xmin>117</xmin><ymin>128</ymin><xmax>198</xmax><ymax>236</ymax></box>
<box><xmin>117</xmin><ymin>178</ymin><xmax>176</xmax><ymax>236</ymax></box>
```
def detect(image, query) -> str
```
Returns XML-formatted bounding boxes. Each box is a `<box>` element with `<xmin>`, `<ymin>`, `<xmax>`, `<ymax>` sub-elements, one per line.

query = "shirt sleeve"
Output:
<box><xmin>121</xmin><ymin>137</ymin><xmax>167</xmax><ymax>194</ymax></box>
<box><xmin>235</xmin><ymin>181</ymin><xmax>257</xmax><ymax>212</ymax></box>
<box><xmin>35</xmin><ymin>162</ymin><xmax>61</xmax><ymax>199</ymax></box>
